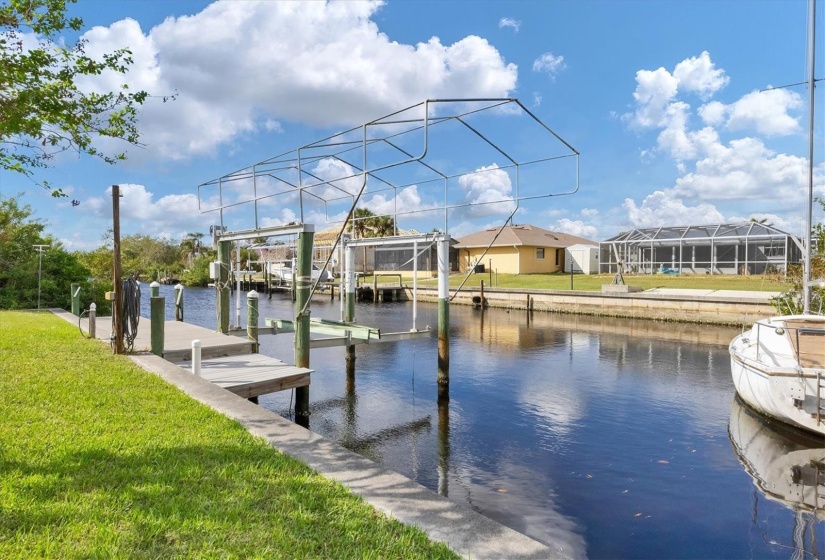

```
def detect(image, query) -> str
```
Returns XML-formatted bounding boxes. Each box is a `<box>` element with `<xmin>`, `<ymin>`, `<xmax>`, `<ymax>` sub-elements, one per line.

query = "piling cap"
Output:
<box><xmin>174</xmin><ymin>283</ymin><xmax>184</xmax><ymax>290</ymax></box>
<box><xmin>90</xmin><ymin>303</ymin><xmax>96</xmax><ymax>310</ymax></box>
<box><xmin>150</xmin><ymin>281</ymin><xmax>160</xmax><ymax>287</ymax></box>
<box><xmin>247</xmin><ymin>289</ymin><xmax>259</xmax><ymax>298</ymax></box>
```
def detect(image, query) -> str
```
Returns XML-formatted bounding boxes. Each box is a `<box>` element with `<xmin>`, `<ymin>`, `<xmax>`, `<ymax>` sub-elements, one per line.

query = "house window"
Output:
<box><xmin>536</xmin><ymin>248</ymin><xmax>545</xmax><ymax>260</ymax></box>
<box><xmin>555</xmin><ymin>249</ymin><xmax>560</xmax><ymax>266</ymax></box>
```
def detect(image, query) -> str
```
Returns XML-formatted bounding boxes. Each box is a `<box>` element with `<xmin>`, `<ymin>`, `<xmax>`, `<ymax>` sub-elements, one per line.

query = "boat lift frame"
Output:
<box><xmin>197</xmin><ymin>98</ymin><xmax>580</xmax><ymax>405</ymax></box>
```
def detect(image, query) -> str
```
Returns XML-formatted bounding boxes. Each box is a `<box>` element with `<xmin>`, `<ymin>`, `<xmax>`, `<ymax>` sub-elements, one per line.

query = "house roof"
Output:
<box><xmin>454</xmin><ymin>224</ymin><xmax>597</xmax><ymax>249</ymax></box>
<box><xmin>601</xmin><ymin>222</ymin><xmax>797</xmax><ymax>244</ymax></box>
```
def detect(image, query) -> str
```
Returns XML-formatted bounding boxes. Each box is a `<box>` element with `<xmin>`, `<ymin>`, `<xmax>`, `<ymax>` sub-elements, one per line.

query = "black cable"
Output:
<box><xmin>121</xmin><ymin>276</ymin><xmax>141</xmax><ymax>351</ymax></box>
<box><xmin>77</xmin><ymin>309</ymin><xmax>92</xmax><ymax>339</ymax></box>
<box><xmin>111</xmin><ymin>276</ymin><xmax>142</xmax><ymax>352</ymax></box>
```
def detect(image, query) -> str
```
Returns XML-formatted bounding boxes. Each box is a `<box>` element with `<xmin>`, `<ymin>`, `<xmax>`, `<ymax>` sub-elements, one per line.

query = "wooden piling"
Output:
<box><xmin>247</xmin><ymin>290</ymin><xmax>259</xmax><ymax>353</ymax></box>
<box><xmin>174</xmin><ymin>283</ymin><xmax>184</xmax><ymax>321</ymax></box>
<box><xmin>150</xmin><ymin>295</ymin><xmax>165</xmax><ymax>357</ymax></box>
<box><xmin>294</xmin><ymin>229</ymin><xmax>314</xmax><ymax>426</ymax></box>
<box><xmin>217</xmin><ymin>240</ymin><xmax>231</xmax><ymax>334</ymax></box>
<box><xmin>345</xmin><ymin>245</ymin><xmax>356</xmax><ymax>365</ymax></box>
<box><xmin>437</xmin><ymin>236</ymin><xmax>450</xmax><ymax>400</ymax></box>
<box><xmin>111</xmin><ymin>185</ymin><xmax>124</xmax><ymax>355</ymax></box>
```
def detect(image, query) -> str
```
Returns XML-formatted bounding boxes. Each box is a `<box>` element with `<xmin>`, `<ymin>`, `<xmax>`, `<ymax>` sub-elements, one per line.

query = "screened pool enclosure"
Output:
<box><xmin>599</xmin><ymin>223</ymin><xmax>803</xmax><ymax>275</ymax></box>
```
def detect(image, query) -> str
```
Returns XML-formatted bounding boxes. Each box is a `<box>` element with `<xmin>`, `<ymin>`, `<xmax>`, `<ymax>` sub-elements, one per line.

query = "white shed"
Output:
<box><xmin>565</xmin><ymin>244</ymin><xmax>599</xmax><ymax>274</ymax></box>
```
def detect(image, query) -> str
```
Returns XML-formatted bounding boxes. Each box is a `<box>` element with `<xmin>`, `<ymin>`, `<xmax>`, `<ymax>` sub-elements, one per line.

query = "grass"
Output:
<box><xmin>409</xmin><ymin>271</ymin><xmax>791</xmax><ymax>292</ymax></box>
<box><xmin>0</xmin><ymin>311</ymin><xmax>457</xmax><ymax>560</ymax></box>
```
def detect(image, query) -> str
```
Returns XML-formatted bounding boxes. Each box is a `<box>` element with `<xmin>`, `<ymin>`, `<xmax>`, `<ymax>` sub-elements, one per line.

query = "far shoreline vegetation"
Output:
<box><xmin>3</xmin><ymin>192</ymin><xmax>823</xmax><ymax>317</ymax></box>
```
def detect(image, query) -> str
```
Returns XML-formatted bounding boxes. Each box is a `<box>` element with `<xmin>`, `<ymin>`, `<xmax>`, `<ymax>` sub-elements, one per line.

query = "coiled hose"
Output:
<box><xmin>111</xmin><ymin>276</ymin><xmax>141</xmax><ymax>352</ymax></box>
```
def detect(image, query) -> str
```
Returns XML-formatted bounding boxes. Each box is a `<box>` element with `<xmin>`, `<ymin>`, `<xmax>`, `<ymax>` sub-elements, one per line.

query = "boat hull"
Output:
<box><xmin>730</xmin><ymin>330</ymin><xmax>825</xmax><ymax>437</ymax></box>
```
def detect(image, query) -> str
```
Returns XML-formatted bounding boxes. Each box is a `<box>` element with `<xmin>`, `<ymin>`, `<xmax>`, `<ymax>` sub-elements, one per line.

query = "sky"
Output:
<box><xmin>3</xmin><ymin>0</ymin><xmax>824</xmax><ymax>250</ymax></box>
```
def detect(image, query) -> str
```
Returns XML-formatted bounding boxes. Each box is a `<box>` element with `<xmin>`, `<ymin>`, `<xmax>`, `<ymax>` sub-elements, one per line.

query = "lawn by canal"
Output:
<box><xmin>0</xmin><ymin>311</ymin><xmax>456</xmax><ymax>559</ymax></box>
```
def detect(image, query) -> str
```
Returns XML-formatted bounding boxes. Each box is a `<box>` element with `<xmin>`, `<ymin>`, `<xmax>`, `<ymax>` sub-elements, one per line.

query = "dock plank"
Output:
<box><xmin>196</xmin><ymin>354</ymin><xmax>312</xmax><ymax>398</ymax></box>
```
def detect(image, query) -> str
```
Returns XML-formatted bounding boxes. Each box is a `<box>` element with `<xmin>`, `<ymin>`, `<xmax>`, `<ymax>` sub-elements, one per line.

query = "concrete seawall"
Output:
<box><xmin>402</xmin><ymin>286</ymin><xmax>776</xmax><ymax>326</ymax></box>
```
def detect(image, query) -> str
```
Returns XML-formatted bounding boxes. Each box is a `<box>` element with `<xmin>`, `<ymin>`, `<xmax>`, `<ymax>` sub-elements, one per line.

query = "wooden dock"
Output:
<box><xmin>55</xmin><ymin>310</ymin><xmax>311</xmax><ymax>400</ymax></box>
<box><xmin>193</xmin><ymin>354</ymin><xmax>310</xmax><ymax>399</ymax></box>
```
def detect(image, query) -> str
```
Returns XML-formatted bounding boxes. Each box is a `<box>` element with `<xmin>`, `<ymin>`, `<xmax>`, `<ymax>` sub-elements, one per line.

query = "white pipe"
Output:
<box><xmin>192</xmin><ymin>339</ymin><xmax>202</xmax><ymax>376</ymax></box>
<box><xmin>413</xmin><ymin>239</ymin><xmax>418</xmax><ymax>331</ymax></box>
<box><xmin>437</xmin><ymin>236</ymin><xmax>450</xmax><ymax>300</ymax></box>
<box><xmin>235</xmin><ymin>244</ymin><xmax>241</xmax><ymax>328</ymax></box>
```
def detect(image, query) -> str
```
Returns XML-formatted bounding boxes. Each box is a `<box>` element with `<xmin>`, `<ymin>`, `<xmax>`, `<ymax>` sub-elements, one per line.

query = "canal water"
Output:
<box><xmin>143</xmin><ymin>283</ymin><xmax>825</xmax><ymax>559</ymax></box>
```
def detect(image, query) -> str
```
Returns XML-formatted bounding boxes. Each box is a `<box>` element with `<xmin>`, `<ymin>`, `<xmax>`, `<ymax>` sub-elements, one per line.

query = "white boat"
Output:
<box><xmin>729</xmin><ymin>0</ymin><xmax>825</xmax><ymax>436</ymax></box>
<box><xmin>730</xmin><ymin>317</ymin><xmax>825</xmax><ymax>434</ymax></box>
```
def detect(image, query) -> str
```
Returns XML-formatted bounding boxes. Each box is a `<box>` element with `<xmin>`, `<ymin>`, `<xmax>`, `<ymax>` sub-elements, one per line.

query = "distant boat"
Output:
<box><xmin>729</xmin><ymin>0</ymin><xmax>825</xmax><ymax>436</ymax></box>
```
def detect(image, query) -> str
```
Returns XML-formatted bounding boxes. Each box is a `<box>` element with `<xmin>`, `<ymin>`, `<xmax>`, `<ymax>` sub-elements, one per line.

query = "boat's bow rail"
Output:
<box><xmin>736</xmin><ymin>316</ymin><xmax>825</xmax><ymax>370</ymax></box>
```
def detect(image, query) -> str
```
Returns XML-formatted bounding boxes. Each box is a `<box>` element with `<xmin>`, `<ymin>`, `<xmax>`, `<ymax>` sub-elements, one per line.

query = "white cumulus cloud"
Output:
<box><xmin>80</xmin><ymin>1</ymin><xmax>518</xmax><ymax>161</ymax></box>
<box><xmin>549</xmin><ymin>218</ymin><xmax>598</xmax><ymax>240</ymax></box>
<box><xmin>457</xmin><ymin>163</ymin><xmax>517</xmax><ymax>217</ymax></box>
<box><xmin>622</xmin><ymin>190</ymin><xmax>725</xmax><ymax>228</ymax></box>
<box><xmin>672</xmin><ymin>51</ymin><xmax>729</xmax><ymax>99</ymax></box>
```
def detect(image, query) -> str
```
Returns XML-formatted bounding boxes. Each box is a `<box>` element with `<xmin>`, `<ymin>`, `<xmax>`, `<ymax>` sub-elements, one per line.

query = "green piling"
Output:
<box><xmin>294</xmin><ymin>228</ymin><xmax>314</xmax><ymax>426</ymax></box>
<box><xmin>71</xmin><ymin>283</ymin><xmax>81</xmax><ymax>316</ymax></box>
<box><xmin>150</xmin><ymin>296</ymin><xmax>165</xmax><ymax>357</ymax></box>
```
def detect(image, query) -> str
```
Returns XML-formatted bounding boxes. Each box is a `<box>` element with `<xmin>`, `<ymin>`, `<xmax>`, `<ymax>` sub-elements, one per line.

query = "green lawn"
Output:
<box><xmin>0</xmin><ymin>311</ymin><xmax>457</xmax><ymax>559</ymax></box>
<box><xmin>404</xmin><ymin>271</ymin><xmax>790</xmax><ymax>292</ymax></box>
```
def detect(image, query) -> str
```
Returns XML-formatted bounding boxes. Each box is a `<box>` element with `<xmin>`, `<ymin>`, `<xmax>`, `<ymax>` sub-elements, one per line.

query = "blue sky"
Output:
<box><xmin>4</xmin><ymin>0</ymin><xmax>824</xmax><ymax>250</ymax></box>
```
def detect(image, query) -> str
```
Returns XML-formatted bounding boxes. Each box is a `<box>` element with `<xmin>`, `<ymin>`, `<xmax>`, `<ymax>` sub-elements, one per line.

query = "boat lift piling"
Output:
<box><xmin>294</xmin><ymin>228</ymin><xmax>314</xmax><ymax>427</ymax></box>
<box><xmin>217</xmin><ymin>240</ymin><xmax>231</xmax><ymax>334</ymax></box>
<box><xmin>437</xmin><ymin>235</ymin><xmax>450</xmax><ymax>401</ymax></box>
<box><xmin>344</xmin><ymin>243</ymin><xmax>357</xmax><ymax>365</ymax></box>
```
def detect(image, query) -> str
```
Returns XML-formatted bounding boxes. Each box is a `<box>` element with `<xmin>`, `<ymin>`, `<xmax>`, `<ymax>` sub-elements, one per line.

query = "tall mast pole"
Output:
<box><xmin>803</xmin><ymin>0</ymin><xmax>817</xmax><ymax>314</ymax></box>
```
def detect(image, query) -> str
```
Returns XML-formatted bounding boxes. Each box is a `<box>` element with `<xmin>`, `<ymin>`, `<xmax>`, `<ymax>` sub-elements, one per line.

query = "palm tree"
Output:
<box><xmin>352</xmin><ymin>207</ymin><xmax>373</xmax><ymax>239</ymax></box>
<box><xmin>180</xmin><ymin>232</ymin><xmax>204</xmax><ymax>265</ymax></box>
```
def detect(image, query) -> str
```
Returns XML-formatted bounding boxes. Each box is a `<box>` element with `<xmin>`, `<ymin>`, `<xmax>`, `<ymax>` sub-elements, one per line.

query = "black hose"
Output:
<box><xmin>77</xmin><ymin>309</ymin><xmax>92</xmax><ymax>339</ymax></box>
<box><xmin>122</xmin><ymin>277</ymin><xmax>141</xmax><ymax>351</ymax></box>
<box><xmin>111</xmin><ymin>276</ymin><xmax>142</xmax><ymax>352</ymax></box>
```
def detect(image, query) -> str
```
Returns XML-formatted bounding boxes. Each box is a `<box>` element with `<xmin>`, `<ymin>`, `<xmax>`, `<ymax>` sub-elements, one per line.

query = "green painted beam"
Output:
<box><xmin>267</xmin><ymin>318</ymin><xmax>379</xmax><ymax>340</ymax></box>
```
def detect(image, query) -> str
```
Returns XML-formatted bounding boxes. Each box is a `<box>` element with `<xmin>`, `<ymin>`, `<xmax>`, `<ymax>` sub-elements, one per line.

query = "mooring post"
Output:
<box><xmin>247</xmin><ymin>290</ymin><xmax>259</xmax><ymax>353</ymax></box>
<box><xmin>150</xmin><ymin>281</ymin><xmax>160</xmax><ymax>298</ymax></box>
<box><xmin>373</xmin><ymin>273</ymin><xmax>378</xmax><ymax>303</ymax></box>
<box><xmin>345</xmin><ymin>243</ymin><xmax>356</xmax><ymax>364</ymax></box>
<box><xmin>88</xmin><ymin>302</ymin><xmax>96</xmax><ymax>338</ymax></box>
<box><xmin>217</xmin><ymin>240</ymin><xmax>231</xmax><ymax>334</ymax></box>
<box><xmin>150</xmin><ymin>287</ymin><xmax>165</xmax><ymax>357</ymax></box>
<box><xmin>437</xmin><ymin>235</ymin><xmax>450</xmax><ymax>401</ymax></box>
<box><xmin>192</xmin><ymin>339</ymin><xmax>202</xmax><ymax>376</ymax></box>
<box><xmin>294</xmin><ymin>227</ymin><xmax>314</xmax><ymax>426</ymax></box>
<box><xmin>174</xmin><ymin>283</ymin><xmax>184</xmax><ymax>321</ymax></box>
<box><xmin>480</xmin><ymin>279</ymin><xmax>485</xmax><ymax>308</ymax></box>
<box><xmin>71</xmin><ymin>283</ymin><xmax>81</xmax><ymax>316</ymax></box>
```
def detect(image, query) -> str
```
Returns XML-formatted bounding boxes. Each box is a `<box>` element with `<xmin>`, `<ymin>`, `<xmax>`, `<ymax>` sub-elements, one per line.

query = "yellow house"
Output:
<box><xmin>454</xmin><ymin>225</ymin><xmax>597</xmax><ymax>274</ymax></box>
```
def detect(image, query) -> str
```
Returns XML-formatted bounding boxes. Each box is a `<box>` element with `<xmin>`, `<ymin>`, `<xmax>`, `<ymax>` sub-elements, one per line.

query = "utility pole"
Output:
<box><xmin>33</xmin><ymin>244</ymin><xmax>49</xmax><ymax>309</ymax></box>
<box><xmin>112</xmin><ymin>185</ymin><xmax>124</xmax><ymax>354</ymax></box>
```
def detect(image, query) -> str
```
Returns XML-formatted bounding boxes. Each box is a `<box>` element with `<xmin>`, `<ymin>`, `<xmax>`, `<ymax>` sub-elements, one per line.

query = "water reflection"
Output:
<box><xmin>141</xmin><ymin>283</ymin><xmax>815</xmax><ymax>558</ymax></box>
<box><xmin>729</xmin><ymin>398</ymin><xmax>825</xmax><ymax>558</ymax></box>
